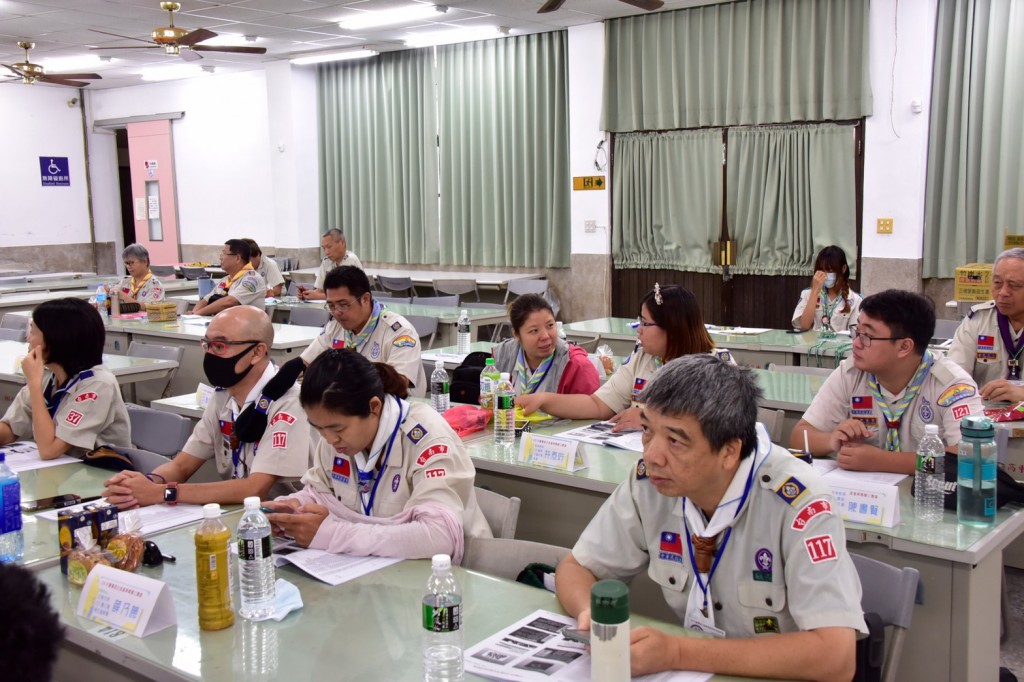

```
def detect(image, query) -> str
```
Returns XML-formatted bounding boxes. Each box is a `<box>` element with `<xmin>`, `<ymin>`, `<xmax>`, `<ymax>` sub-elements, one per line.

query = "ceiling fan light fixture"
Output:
<box><xmin>338</xmin><ymin>4</ymin><xmax>447</xmax><ymax>30</ymax></box>
<box><xmin>290</xmin><ymin>49</ymin><xmax>379</xmax><ymax>65</ymax></box>
<box><xmin>404</xmin><ymin>25</ymin><xmax>507</xmax><ymax>48</ymax></box>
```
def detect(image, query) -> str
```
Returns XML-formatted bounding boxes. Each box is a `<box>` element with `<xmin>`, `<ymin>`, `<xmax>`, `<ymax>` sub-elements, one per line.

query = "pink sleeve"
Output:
<box><xmin>557</xmin><ymin>345</ymin><xmax>601</xmax><ymax>395</ymax></box>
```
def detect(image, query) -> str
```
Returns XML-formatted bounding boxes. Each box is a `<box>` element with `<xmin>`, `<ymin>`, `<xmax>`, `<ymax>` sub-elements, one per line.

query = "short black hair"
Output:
<box><xmin>225</xmin><ymin>239</ymin><xmax>252</xmax><ymax>262</ymax></box>
<box><xmin>859</xmin><ymin>289</ymin><xmax>935</xmax><ymax>354</ymax></box>
<box><xmin>301</xmin><ymin>349</ymin><xmax>408</xmax><ymax>415</ymax></box>
<box><xmin>509</xmin><ymin>294</ymin><xmax>553</xmax><ymax>333</ymax></box>
<box><xmin>324</xmin><ymin>265</ymin><xmax>371</xmax><ymax>298</ymax></box>
<box><xmin>0</xmin><ymin>563</ymin><xmax>64</xmax><ymax>682</ymax></box>
<box><xmin>32</xmin><ymin>298</ymin><xmax>105</xmax><ymax>376</ymax></box>
<box><xmin>241</xmin><ymin>238</ymin><xmax>262</xmax><ymax>257</ymax></box>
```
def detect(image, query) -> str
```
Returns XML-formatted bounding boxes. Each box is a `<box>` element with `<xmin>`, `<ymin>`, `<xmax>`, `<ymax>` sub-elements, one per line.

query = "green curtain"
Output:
<box><xmin>602</xmin><ymin>0</ymin><xmax>872</xmax><ymax>132</ymax></box>
<box><xmin>435</xmin><ymin>32</ymin><xmax>570</xmax><ymax>267</ymax></box>
<box><xmin>727</xmin><ymin>124</ymin><xmax>857</xmax><ymax>276</ymax></box>
<box><xmin>318</xmin><ymin>49</ymin><xmax>439</xmax><ymax>264</ymax></box>
<box><xmin>612</xmin><ymin>130</ymin><xmax>723</xmax><ymax>271</ymax></box>
<box><xmin>923</xmin><ymin>0</ymin><xmax>1024</xmax><ymax>278</ymax></box>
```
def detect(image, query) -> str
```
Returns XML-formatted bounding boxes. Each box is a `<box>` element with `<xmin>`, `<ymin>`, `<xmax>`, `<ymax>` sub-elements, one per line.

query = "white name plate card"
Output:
<box><xmin>77</xmin><ymin>564</ymin><xmax>176</xmax><ymax>637</ymax></box>
<box><xmin>518</xmin><ymin>433</ymin><xmax>588</xmax><ymax>472</ymax></box>
<box><xmin>827</xmin><ymin>480</ymin><xmax>901</xmax><ymax>528</ymax></box>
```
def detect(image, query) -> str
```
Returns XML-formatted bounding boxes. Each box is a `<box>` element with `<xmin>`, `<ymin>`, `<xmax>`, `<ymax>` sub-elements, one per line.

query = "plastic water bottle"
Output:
<box><xmin>195</xmin><ymin>503</ymin><xmax>234</xmax><ymax>630</ymax></box>
<box><xmin>914</xmin><ymin>424</ymin><xmax>945</xmax><ymax>523</ymax></box>
<box><xmin>95</xmin><ymin>284</ymin><xmax>109</xmax><ymax>324</ymax></box>
<box><xmin>957</xmin><ymin>416</ymin><xmax>997</xmax><ymax>527</ymax></box>
<box><xmin>479</xmin><ymin>358</ymin><xmax>499</xmax><ymax>411</ymax></box>
<box><xmin>431</xmin><ymin>360</ymin><xmax>451</xmax><ymax>414</ymax></box>
<box><xmin>0</xmin><ymin>452</ymin><xmax>24</xmax><ymax>563</ymax></box>
<box><xmin>237</xmin><ymin>497</ymin><xmax>275</xmax><ymax>621</ymax></box>
<box><xmin>423</xmin><ymin>554</ymin><xmax>463</xmax><ymax>682</ymax></box>
<box><xmin>456</xmin><ymin>310</ymin><xmax>471</xmax><ymax>355</ymax></box>
<box><xmin>591</xmin><ymin>580</ymin><xmax>630</xmax><ymax>682</ymax></box>
<box><xmin>494</xmin><ymin>372</ymin><xmax>515</xmax><ymax>447</ymax></box>
<box><xmin>557</xmin><ymin>320</ymin><xmax>566</xmax><ymax>341</ymax></box>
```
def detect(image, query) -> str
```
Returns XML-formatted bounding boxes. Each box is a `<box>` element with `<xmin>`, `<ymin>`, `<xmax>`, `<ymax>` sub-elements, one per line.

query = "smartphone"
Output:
<box><xmin>560</xmin><ymin>626</ymin><xmax>590</xmax><ymax>644</ymax></box>
<box><xmin>260</xmin><ymin>505</ymin><xmax>295</xmax><ymax>515</ymax></box>
<box><xmin>21</xmin><ymin>494</ymin><xmax>81</xmax><ymax>512</ymax></box>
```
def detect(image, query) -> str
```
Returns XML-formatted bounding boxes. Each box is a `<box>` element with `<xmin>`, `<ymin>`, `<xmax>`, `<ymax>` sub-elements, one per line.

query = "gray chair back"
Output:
<box><xmin>414</xmin><ymin>295</ymin><xmax>459</xmax><ymax>308</ymax></box>
<box><xmin>850</xmin><ymin>553</ymin><xmax>920</xmax><ymax>682</ymax></box>
<box><xmin>180</xmin><ymin>266</ymin><xmax>207</xmax><ymax>281</ymax></box>
<box><xmin>0</xmin><ymin>314</ymin><xmax>30</xmax><ymax>332</ymax></box>
<box><xmin>127</xmin><ymin>341</ymin><xmax>185</xmax><ymax>404</ymax></box>
<box><xmin>503</xmin><ymin>278</ymin><xmax>549</xmax><ymax>303</ymax></box>
<box><xmin>286</xmin><ymin>281</ymin><xmax>301</xmax><ymax>297</ymax></box>
<box><xmin>125</xmin><ymin>404</ymin><xmax>193</xmax><ymax>458</ymax></box>
<box><xmin>375</xmin><ymin>296</ymin><xmax>412</xmax><ymax>305</ymax></box>
<box><xmin>475</xmin><ymin>487</ymin><xmax>522</xmax><ymax>539</ymax></box>
<box><xmin>0</xmin><ymin>328</ymin><xmax>26</xmax><ymax>342</ymax></box>
<box><xmin>288</xmin><ymin>306</ymin><xmax>330</xmax><ymax>328</ymax></box>
<box><xmin>462</xmin><ymin>537</ymin><xmax>570</xmax><ymax>581</ymax></box>
<box><xmin>470</xmin><ymin>302</ymin><xmax>511</xmax><ymax>342</ymax></box>
<box><xmin>120</xmin><ymin>445</ymin><xmax>173</xmax><ymax>474</ymax></box>
<box><xmin>756</xmin><ymin>407</ymin><xmax>786</xmax><ymax>444</ymax></box>
<box><xmin>376</xmin><ymin>275</ymin><xmax>416</xmax><ymax>298</ymax></box>
<box><xmin>149</xmin><ymin>265</ymin><xmax>176</xmax><ymax>277</ymax></box>
<box><xmin>933</xmin><ymin>318</ymin><xmax>960</xmax><ymax>340</ymax></box>
<box><xmin>405</xmin><ymin>315</ymin><xmax>438</xmax><ymax>349</ymax></box>
<box><xmin>433</xmin><ymin>278</ymin><xmax>480</xmax><ymax>302</ymax></box>
<box><xmin>766</xmin><ymin>362</ymin><xmax>834</xmax><ymax>377</ymax></box>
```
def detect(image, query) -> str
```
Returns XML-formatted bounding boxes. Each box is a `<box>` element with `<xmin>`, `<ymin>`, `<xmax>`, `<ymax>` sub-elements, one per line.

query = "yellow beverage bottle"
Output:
<box><xmin>195</xmin><ymin>503</ymin><xmax>234</xmax><ymax>631</ymax></box>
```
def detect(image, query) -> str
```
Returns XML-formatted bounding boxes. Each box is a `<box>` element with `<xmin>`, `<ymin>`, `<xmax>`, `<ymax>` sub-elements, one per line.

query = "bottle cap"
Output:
<box><xmin>243</xmin><ymin>496</ymin><xmax>260</xmax><ymax>509</ymax></box>
<box><xmin>591</xmin><ymin>580</ymin><xmax>629</xmax><ymax>624</ymax></box>
<box><xmin>960</xmin><ymin>415</ymin><xmax>995</xmax><ymax>440</ymax></box>
<box><xmin>485</xmin><ymin>358</ymin><xmax>495</xmax><ymax>366</ymax></box>
<box><xmin>435</xmin><ymin>359</ymin><xmax>445</xmax><ymax>369</ymax></box>
<box><xmin>431</xmin><ymin>554</ymin><xmax>452</xmax><ymax>571</ymax></box>
<box><xmin>203</xmin><ymin>503</ymin><xmax>222</xmax><ymax>518</ymax></box>
<box><xmin>924</xmin><ymin>424</ymin><xmax>940</xmax><ymax>435</ymax></box>
<box><xmin>500</xmin><ymin>372</ymin><xmax>510</xmax><ymax>380</ymax></box>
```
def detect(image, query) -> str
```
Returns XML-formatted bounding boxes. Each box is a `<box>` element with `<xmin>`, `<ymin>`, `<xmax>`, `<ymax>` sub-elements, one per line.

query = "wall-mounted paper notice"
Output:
<box><xmin>134</xmin><ymin>198</ymin><xmax>146</xmax><ymax>221</ymax></box>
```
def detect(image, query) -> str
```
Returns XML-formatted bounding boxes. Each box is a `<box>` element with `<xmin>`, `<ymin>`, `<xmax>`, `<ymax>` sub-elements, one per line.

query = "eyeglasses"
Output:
<box><xmin>630</xmin><ymin>317</ymin><xmax>659</xmax><ymax>330</ymax></box>
<box><xmin>200</xmin><ymin>337</ymin><xmax>261</xmax><ymax>355</ymax></box>
<box><xmin>848</xmin><ymin>325</ymin><xmax>901</xmax><ymax>348</ymax></box>
<box><xmin>324</xmin><ymin>298</ymin><xmax>362</xmax><ymax>313</ymax></box>
<box><xmin>220</xmin><ymin>252</ymin><xmax>239</xmax><ymax>260</ymax></box>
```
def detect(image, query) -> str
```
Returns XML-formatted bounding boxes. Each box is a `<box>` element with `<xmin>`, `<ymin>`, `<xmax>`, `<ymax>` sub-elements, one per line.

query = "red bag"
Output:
<box><xmin>442</xmin><ymin>404</ymin><xmax>492</xmax><ymax>438</ymax></box>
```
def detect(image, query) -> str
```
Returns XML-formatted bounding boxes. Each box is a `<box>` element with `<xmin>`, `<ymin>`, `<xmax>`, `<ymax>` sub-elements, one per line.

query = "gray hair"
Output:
<box><xmin>995</xmin><ymin>248</ymin><xmax>1024</xmax><ymax>268</ymax></box>
<box><xmin>321</xmin><ymin>228</ymin><xmax>345</xmax><ymax>242</ymax></box>
<box><xmin>121</xmin><ymin>243</ymin><xmax>150</xmax><ymax>265</ymax></box>
<box><xmin>640</xmin><ymin>354</ymin><xmax>761</xmax><ymax>460</ymax></box>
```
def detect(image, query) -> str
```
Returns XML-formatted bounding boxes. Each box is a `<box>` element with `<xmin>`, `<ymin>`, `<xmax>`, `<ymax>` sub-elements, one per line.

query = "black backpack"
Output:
<box><xmin>450</xmin><ymin>351</ymin><xmax>491</xmax><ymax>405</ymax></box>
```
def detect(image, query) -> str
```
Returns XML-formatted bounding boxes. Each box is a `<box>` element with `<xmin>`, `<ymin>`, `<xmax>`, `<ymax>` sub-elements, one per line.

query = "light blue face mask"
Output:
<box><xmin>824</xmin><ymin>273</ymin><xmax>837</xmax><ymax>289</ymax></box>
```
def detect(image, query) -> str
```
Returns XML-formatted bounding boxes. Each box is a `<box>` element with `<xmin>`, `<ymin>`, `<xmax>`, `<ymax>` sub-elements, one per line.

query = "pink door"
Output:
<box><xmin>126</xmin><ymin>120</ymin><xmax>181</xmax><ymax>265</ymax></box>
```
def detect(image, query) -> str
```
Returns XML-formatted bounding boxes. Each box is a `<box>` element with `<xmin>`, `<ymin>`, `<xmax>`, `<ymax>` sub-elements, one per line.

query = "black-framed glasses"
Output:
<box><xmin>324</xmin><ymin>297</ymin><xmax>362</xmax><ymax>313</ymax></box>
<box><xmin>630</xmin><ymin>317</ymin><xmax>659</xmax><ymax>330</ymax></box>
<box><xmin>848</xmin><ymin>325</ymin><xmax>900</xmax><ymax>348</ymax></box>
<box><xmin>200</xmin><ymin>338</ymin><xmax>261</xmax><ymax>355</ymax></box>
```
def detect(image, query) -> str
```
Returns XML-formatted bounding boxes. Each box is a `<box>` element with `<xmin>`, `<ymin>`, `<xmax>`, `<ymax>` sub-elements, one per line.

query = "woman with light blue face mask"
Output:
<box><xmin>791</xmin><ymin>246</ymin><xmax>863</xmax><ymax>333</ymax></box>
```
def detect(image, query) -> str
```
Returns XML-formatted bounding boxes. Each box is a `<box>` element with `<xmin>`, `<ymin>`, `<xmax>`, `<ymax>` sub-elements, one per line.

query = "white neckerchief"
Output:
<box><xmin>355</xmin><ymin>395</ymin><xmax>403</xmax><ymax>508</ymax></box>
<box><xmin>682</xmin><ymin>423</ymin><xmax>771</xmax><ymax>629</ymax></box>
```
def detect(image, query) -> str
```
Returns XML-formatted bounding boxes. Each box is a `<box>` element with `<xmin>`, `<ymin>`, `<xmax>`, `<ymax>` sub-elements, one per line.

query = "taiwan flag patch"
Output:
<box><xmin>850</xmin><ymin>395</ymin><xmax>873</xmax><ymax>416</ymax></box>
<box><xmin>658</xmin><ymin>531</ymin><xmax>683</xmax><ymax>563</ymax></box>
<box><xmin>978</xmin><ymin>335</ymin><xmax>995</xmax><ymax>351</ymax></box>
<box><xmin>331</xmin><ymin>457</ymin><xmax>351</xmax><ymax>483</ymax></box>
<box><xmin>331</xmin><ymin>338</ymin><xmax>345</xmax><ymax>349</ymax></box>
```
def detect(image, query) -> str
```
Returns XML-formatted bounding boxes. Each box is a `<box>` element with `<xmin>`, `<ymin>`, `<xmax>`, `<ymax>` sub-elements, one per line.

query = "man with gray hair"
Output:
<box><xmin>299</xmin><ymin>228</ymin><xmax>364</xmax><ymax>301</ymax></box>
<box><xmin>949</xmin><ymin>247</ymin><xmax>1024</xmax><ymax>403</ymax></box>
<box><xmin>555</xmin><ymin>355</ymin><xmax>865</xmax><ymax>680</ymax></box>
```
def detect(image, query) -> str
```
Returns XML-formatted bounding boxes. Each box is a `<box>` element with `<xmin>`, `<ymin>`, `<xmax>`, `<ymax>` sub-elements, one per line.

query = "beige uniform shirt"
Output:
<box><xmin>182</xmin><ymin>364</ymin><xmax>312</xmax><ymax>498</ymax></box>
<box><xmin>573</xmin><ymin>432</ymin><xmax>867</xmax><ymax>637</ymax></box>
<box><xmin>203</xmin><ymin>266</ymin><xmax>266</xmax><ymax>311</ymax></box>
<box><xmin>791</xmin><ymin>289</ymin><xmax>862</xmax><ymax>332</ymax></box>
<box><xmin>111</xmin><ymin>274</ymin><xmax>165</xmax><ymax>303</ymax></box>
<box><xmin>300</xmin><ymin>399</ymin><xmax>490</xmax><ymax>538</ymax></box>
<box><xmin>300</xmin><ymin>310</ymin><xmax>427</xmax><ymax>397</ymax></box>
<box><xmin>1</xmin><ymin>366</ymin><xmax>131</xmax><ymax>455</ymax></box>
<box><xmin>948</xmin><ymin>301</ymin><xmax>1018</xmax><ymax>388</ymax></box>
<box><xmin>802</xmin><ymin>355</ymin><xmax>983</xmax><ymax>450</ymax></box>
<box><xmin>314</xmin><ymin>252</ymin><xmax>365</xmax><ymax>289</ymax></box>
<box><xmin>256</xmin><ymin>257</ymin><xmax>285</xmax><ymax>291</ymax></box>
<box><xmin>594</xmin><ymin>348</ymin><xmax>736</xmax><ymax>413</ymax></box>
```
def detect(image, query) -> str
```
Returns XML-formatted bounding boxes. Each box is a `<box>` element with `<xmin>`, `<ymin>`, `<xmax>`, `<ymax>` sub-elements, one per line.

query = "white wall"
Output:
<box><xmin>0</xmin><ymin>84</ymin><xmax>92</xmax><ymax>247</ymax></box>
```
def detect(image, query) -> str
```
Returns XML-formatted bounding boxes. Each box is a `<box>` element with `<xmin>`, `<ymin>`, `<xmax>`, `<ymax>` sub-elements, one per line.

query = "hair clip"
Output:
<box><xmin>653</xmin><ymin>283</ymin><xmax>663</xmax><ymax>306</ymax></box>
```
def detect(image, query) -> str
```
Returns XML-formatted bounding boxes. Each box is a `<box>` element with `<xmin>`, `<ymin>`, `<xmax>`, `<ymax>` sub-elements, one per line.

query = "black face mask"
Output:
<box><xmin>203</xmin><ymin>343</ymin><xmax>259</xmax><ymax>389</ymax></box>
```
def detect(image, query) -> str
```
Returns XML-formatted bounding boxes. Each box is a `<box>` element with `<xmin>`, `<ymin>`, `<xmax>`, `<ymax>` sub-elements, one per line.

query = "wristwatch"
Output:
<box><xmin>163</xmin><ymin>482</ymin><xmax>179</xmax><ymax>506</ymax></box>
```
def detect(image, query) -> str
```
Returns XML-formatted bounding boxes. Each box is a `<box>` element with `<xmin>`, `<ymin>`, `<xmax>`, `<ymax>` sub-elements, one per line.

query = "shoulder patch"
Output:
<box><xmin>393</xmin><ymin>334</ymin><xmax>417</xmax><ymax>348</ymax></box>
<box><xmin>791</xmin><ymin>499</ymin><xmax>832</xmax><ymax>531</ymax></box>
<box><xmin>271</xmin><ymin>431</ymin><xmax>288</xmax><ymax>449</ymax></box>
<box><xmin>65</xmin><ymin>410</ymin><xmax>84</xmax><ymax>426</ymax></box>
<box><xmin>416</xmin><ymin>444</ymin><xmax>449</xmax><ymax>466</ymax></box>
<box><xmin>774</xmin><ymin>476</ymin><xmax>808</xmax><ymax>506</ymax></box>
<box><xmin>715</xmin><ymin>350</ymin><xmax>732</xmax><ymax>362</ymax></box>
<box><xmin>74</xmin><ymin>392</ymin><xmax>98</xmax><ymax>403</ymax></box>
<box><xmin>270</xmin><ymin>412</ymin><xmax>296</xmax><ymax>426</ymax></box>
<box><xmin>424</xmin><ymin>468</ymin><xmax>446</xmax><ymax>479</ymax></box>
<box><xmin>635</xmin><ymin>458</ymin><xmax>648</xmax><ymax>480</ymax></box>
<box><xmin>937</xmin><ymin>383</ymin><xmax>977</xmax><ymax>407</ymax></box>
<box><xmin>407</xmin><ymin>424</ymin><xmax>427</xmax><ymax>444</ymax></box>
<box><xmin>391</xmin><ymin>321</ymin><xmax>401</xmax><ymax>332</ymax></box>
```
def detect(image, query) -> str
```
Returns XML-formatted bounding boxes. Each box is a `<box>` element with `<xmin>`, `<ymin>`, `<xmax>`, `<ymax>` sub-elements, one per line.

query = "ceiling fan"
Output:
<box><xmin>538</xmin><ymin>0</ymin><xmax>664</xmax><ymax>12</ymax></box>
<box><xmin>90</xmin><ymin>2</ymin><xmax>268</xmax><ymax>62</ymax></box>
<box><xmin>1</xmin><ymin>41</ymin><xmax>102</xmax><ymax>87</ymax></box>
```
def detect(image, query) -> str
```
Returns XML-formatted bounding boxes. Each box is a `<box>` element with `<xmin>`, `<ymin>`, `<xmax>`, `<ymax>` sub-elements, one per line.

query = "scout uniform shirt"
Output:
<box><xmin>790</xmin><ymin>289</ymin><xmax>863</xmax><ymax>332</ymax></box>
<box><xmin>202</xmin><ymin>264</ymin><xmax>266</xmax><ymax>310</ymax></box>
<box><xmin>181</xmin><ymin>364</ymin><xmax>311</xmax><ymax>498</ymax></box>
<box><xmin>300</xmin><ymin>309</ymin><xmax>427</xmax><ymax>397</ymax></box>
<box><xmin>314</xmin><ymin>251</ymin><xmax>365</xmax><ymax>289</ymax></box>
<box><xmin>1</xmin><ymin>365</ymin><xmax>131</xmax><ymax>455</ymax></box>
<box><xmin>112</xmin><ymin>273</ymin><xmax>164</xmax><ymax>303</ymax></box>
<box><xmin>948</xmin><ymin>301</ymin><xmax>1022</xmax><ymax>388</ymax></box>
<box><xmin>802</xmin><ymin>354</ymin><xmax>983</xmax><ymax>451</ymax></box>
<box><xmin>594</xmin><ymin>348</ymin><xmax>737</xmax><ymax>414</ymax></box>
<box><xmin>255</xmin><ymin>257</ymin><xmax>285</xmax><ymax>291</ymax></box>
<box><xmin>573</xmin><ymin>426</ymin><xmax>867</xmax><ymax>638</ymax></box>
<box><xmin>300</xmin><ymin>398</ymin><xmax>491</xmax><ymax>538</ymax></box>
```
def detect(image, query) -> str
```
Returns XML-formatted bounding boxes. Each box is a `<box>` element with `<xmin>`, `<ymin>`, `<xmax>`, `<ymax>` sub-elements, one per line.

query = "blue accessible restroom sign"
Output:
<box><xmin>39</xmin><ymin>157</ymin><xmax>70</xmax><ymax>186</ymax></box>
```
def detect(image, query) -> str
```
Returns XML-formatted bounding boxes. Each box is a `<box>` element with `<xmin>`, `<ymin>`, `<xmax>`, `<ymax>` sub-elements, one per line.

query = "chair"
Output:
<box><xmin>570</xmin><ymin>332</ymin><xmax>600</xmax><ymax>352</ymax></box>
<box><xmin>414</xmin><ymin>295</ymin><xmax>459</xmax><ymax>308</ymax></box>
<box><xmin>433</xmin><ymin>278</ymin><xmax>480</xmax><ymax>303</ymax></box>
<box><xmin>0</xmin><ymin>314</ymin><xmax>29</xmax><ymax>331</ymax></box>
<box><xmin>756</xmin><ymin>407</ymin><xmax>786</xmax><ymax>444</ymax></box>
<box><xmin>288</xmin><ymin>306</ymin><xmax>330</xmax><ymax>328</ymax></box>
<box><xmin>376</xmin><ymin>275</ymin><xmax>417</xmax><ymax>299</ymax></box>
<box><xmin>0</xmin><ymin>328</ymin><xmax>26</xmax><ymax>342</ymax></box>
<box><xmin>121</xmin><ymin>445</ymin><xmax>173</xmax><ymax>473</ymax></box>
<box><xmin>766</xmin><ymin>362</ymin><xmax>834</xmax><ymax>377</ymax></box>
<box><xmin>471</xmin><ymin>301</ymin><xmax>512</xmax><ymax>342</ymax></box>
<box><xmin>180</xmin><ymin>266</ymin><xmax>208</xmax><ymax>281</ymax></box>
<box><xmin>127</xmin><ymin>341</ymin><xmax>185</xmax><ymax>404</ymax></box>
<box><xmin>502</xmin><ymin>278</ymin><xmax>550</xmax><ymax>304</ymax></box>
<box><xmin>149</xmin><ymin>265</ymin><xmax>176</xmax><ymax>278</ymax></box>
<box><xmin>375</xmin><ymin>295</ymin><xmax>412</xmax><ymax>305</ymax></box>
<box><xmin>475</xmin><ymin>487</ymin><xmax>522</xmax><ymax>539</ymax></box>
<box><xmin>850</xmin><ymin>553</ymin><xmax>920</xmax><ymax>682</ymax></box>
<box><xmin>462</xmin><ymin>537</ymin><xmax>570</xmax><ymax>582</ymax></box>
<box><xmin>125</xmin><ymin>404</ymin><xmax>193</xmax><ymax>458</ymax></box>
<box><xmin>406</xmin><ymin>315</ymin><xmax>438</xmax><ymax>349</ymax></box>
<box><xmin>933</xmin><ymin>318</ymin><xmax>960</xmax><ymax>340</ymax></box>
<box><xmin>286</xmin><ymin>281</ymin><xmax>301</xmax><ymax>297</ymax></box>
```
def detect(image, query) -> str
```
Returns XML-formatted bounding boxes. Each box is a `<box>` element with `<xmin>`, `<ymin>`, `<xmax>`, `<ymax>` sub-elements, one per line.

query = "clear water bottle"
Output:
<box><xmin>95</xmin><ymin>284</ymin><xmax>109</xmax><ymax>324</ymax></box>
<box><xmin>479</xmin><ymin>358</ymin><xmax>499</xmax><ymax>412</ymax></box>
<box><xmin>914</xmin><ymin>424</ymin><xmax>945</xmax><ymax>523</ymax></box>
<box><xmin>423</xmin><ymin>554</ymin><xmax>463</xmax><ymax>682</ymax></box>
<box><xmin>494</xmin><ymin>372</ymin><xmax>515</xmax><ymax>447</ymax></box>
<box><xmin>957</xmin><ymin>416</ymin><xmax>997</xmax><ymax>527</ymax></box>
<box><xmin>557</xmin><ymin>320</ymin><xmax>566</xmax><ymax>341</ymax></box>
<box><xmin>237</xmin><ymin>497</ymin><xmax>276</xmax><ymax>621</ymax></box>
<box><xmin>456</xmin><ymin>310</ymin><xmax>471</xmax><ymax>355</ymax></box>
<box><xmin>431</xmin><ymin>360</ymin><xmax>450</xmax><ymax>414</ymax></box>
<box><xmin>0</xmin><ymin>452</ymin><xmax>24</xmax><ymax>563</ymax></box>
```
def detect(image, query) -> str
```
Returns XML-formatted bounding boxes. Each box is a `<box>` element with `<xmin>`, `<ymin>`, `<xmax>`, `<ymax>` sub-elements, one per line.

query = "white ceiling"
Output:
<box><xmin>0</xmin><ymin>0</ymin><xmax>712</xmax><ymax>89</ymax></box>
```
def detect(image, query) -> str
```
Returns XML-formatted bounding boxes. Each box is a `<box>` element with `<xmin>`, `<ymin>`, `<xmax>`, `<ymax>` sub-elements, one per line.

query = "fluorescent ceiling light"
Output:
<box><xmin>404</xmin><ymin>26</ymin><xmax>506</xmax><ymax>48</ymax></box>
<box><xmin>39</xmin><ymin>55</ymin><xmax>105</xmax><ymax>71</ymax></box>
<box><xmin>197</xmin><ymin>33</ymin><xmax>261</xmax><ymax>47</ymax></box>
<box><xmin>338</xmin><ymin>4</ymin><xmax>447</xmax><ymax>30</ymax></box>
<box><xmin>140</xmin><ymin>65</ymin><xmax>211</xmax><ymax>81</ymax></box>
<box><xmin>290</xmin><ymin>49</ymin><xmax>379</xmax><ymax>65</ymax></box>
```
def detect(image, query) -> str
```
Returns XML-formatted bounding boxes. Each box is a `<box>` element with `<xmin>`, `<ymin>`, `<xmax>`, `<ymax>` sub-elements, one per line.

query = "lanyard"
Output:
<box><xmin>129</xmin><ymin>273</ymin><xmax>153</xmax><ymax>298</ymax></box>
<box><xmin>514</xmin><ymin>347</ymin><xmax>554</xmax><ymax>395</ymax></box>
<box><xmin>346</xmin><ymin>301</ymin><xmax>384</xmax><ymax>351</ymax></box>
<box><xmin>997</xmin><ymin>313</ymin><xmax>1024</xmax><ymax>379</ymax></box>
<box><xmin>867</xmin><ymin>351</ymin><xmax>933</xmax><ymax>451</ymax></box>
<box><xmin>818</xmin><ymin>291</ymin><xmax>842</xmax><ymax>327</ymax></box>
<box><xmin>43</xmin><ymin>370</ymin><xmax>94</xmax><ymax>419</ymax></box>
<box><xmin>357</xmin><ymin>400</ymin><xmax>405</xmax><ymax>516</ymax></box>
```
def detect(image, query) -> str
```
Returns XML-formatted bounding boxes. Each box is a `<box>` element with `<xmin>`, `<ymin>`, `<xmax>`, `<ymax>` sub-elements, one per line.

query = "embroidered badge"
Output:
<box><xmin>270</xmin><ymin>412</ymin><xmax>296</xmax><ymax>426</ymax></box>
<box><xmin>392</xmin><ymin>473</ymin><xmax>401</xmax><ymax>492</ymax></box>
<box><xmin>753</xmin><ymin>548</ymin><xmax>773</xmax><ymax>581</ymax></box>
<box><xmin>804</xmin><ymin>534</ymin><xmax>838</xmax><ymax>564</ymax></box>
<box><xmin>977</xmin><ymin>335</ymin><xmax>997</xmax><ymax>360</ymax></box>
<box><xmin>271</xmin><ymin>431</ymin><xmax>288</xmax><ymax>448</ymax></box>
<box><xmin>65</xmin><ymin>410</ymin><xmax>83</xmax><ymax>426</ymax></box>
<box><xmin>716</xmin><ymin>350</ymin><xmax>731</xmax><ymax>362</ymax></box>
<box><xmin>371</xmin><ymin>341</ymin><xmax>381</xmax><ymax>359</ymax></box>
<box><xmin>256</xmin><ymin>396</ymin><xmax>272</xmax><ymax>413</ymax></box>
<box><xmin>635</xmin><ymin>459</ymin><xmax>648</xmax><ymax>480</ymax></box>
<box><xmin>631</xmin><ymin>377</ymin><xmax>647</xmax><ymax>402</ymax></box>
<box><xmin>392</xmin><ymin>334</ymin><xmax>417</xmax><ymax>348</ymax></box>
<box><xmin>74</xmin><ymin>392</ymin><xmax>98</xmax><ymax>403</ymax></box>
<box><xmin>408</xmin><ymin>424</ymin><xmax>427</xmax><ymax>444</ymax></box>
<box><xmin>791</xmin><ymin>499</ymin><xmax>832</xmax><ymax>531</ymax></box>
<box><xmin>753</xmin><ymin>616</ymin><xmax>780</xmax><ymax>634</ymax></box>
<box><xmin>425</xmin><ymin>468</ymin><xmax>446</xmax><ymax>479</ymax></box>
<box><xmin>937</xmin><ymin>383</ymin><xmax>977</xmax><ymax>407</ymax></box>
<box><xmin>850</xmin><ymin>395</ymin><xmax>873</xmax><ymax>416</ymax></box>
<box><xmin>331</xmin><ymin>338</ymin><xmax>345</xmax><ymax>349</ymax></box>
<box><xmin>952</xmin><ymin>404</ymin><xmax>971</xmax><ymax>420</ymax></box>
<box><xmin>658</xmin><ymin>531</ymin><xmax>683</xmax><ymax>563</ymax></box>
<box><xmin>331</xmin><ymin>457</ymin><xmax>351</xmax><ymax>483</ymax></box>
<box><xmin>391</xmin><ymin>321</ymin><xmax>402</xmax><ymax>332</ymax></box>
<box><xmin>774</xmin><ymin>476</ymin><xmax>807</xmax><ymax>506</ymax></box>
<box><xmin>416</xmin><ymin>444</ymin><xmax>449</xmax><ymax>466</ymax></box>
<box><xmin>919</xmin><ymin>399</ymin><xmax>933</xmax><ymax>422</ymax></box>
